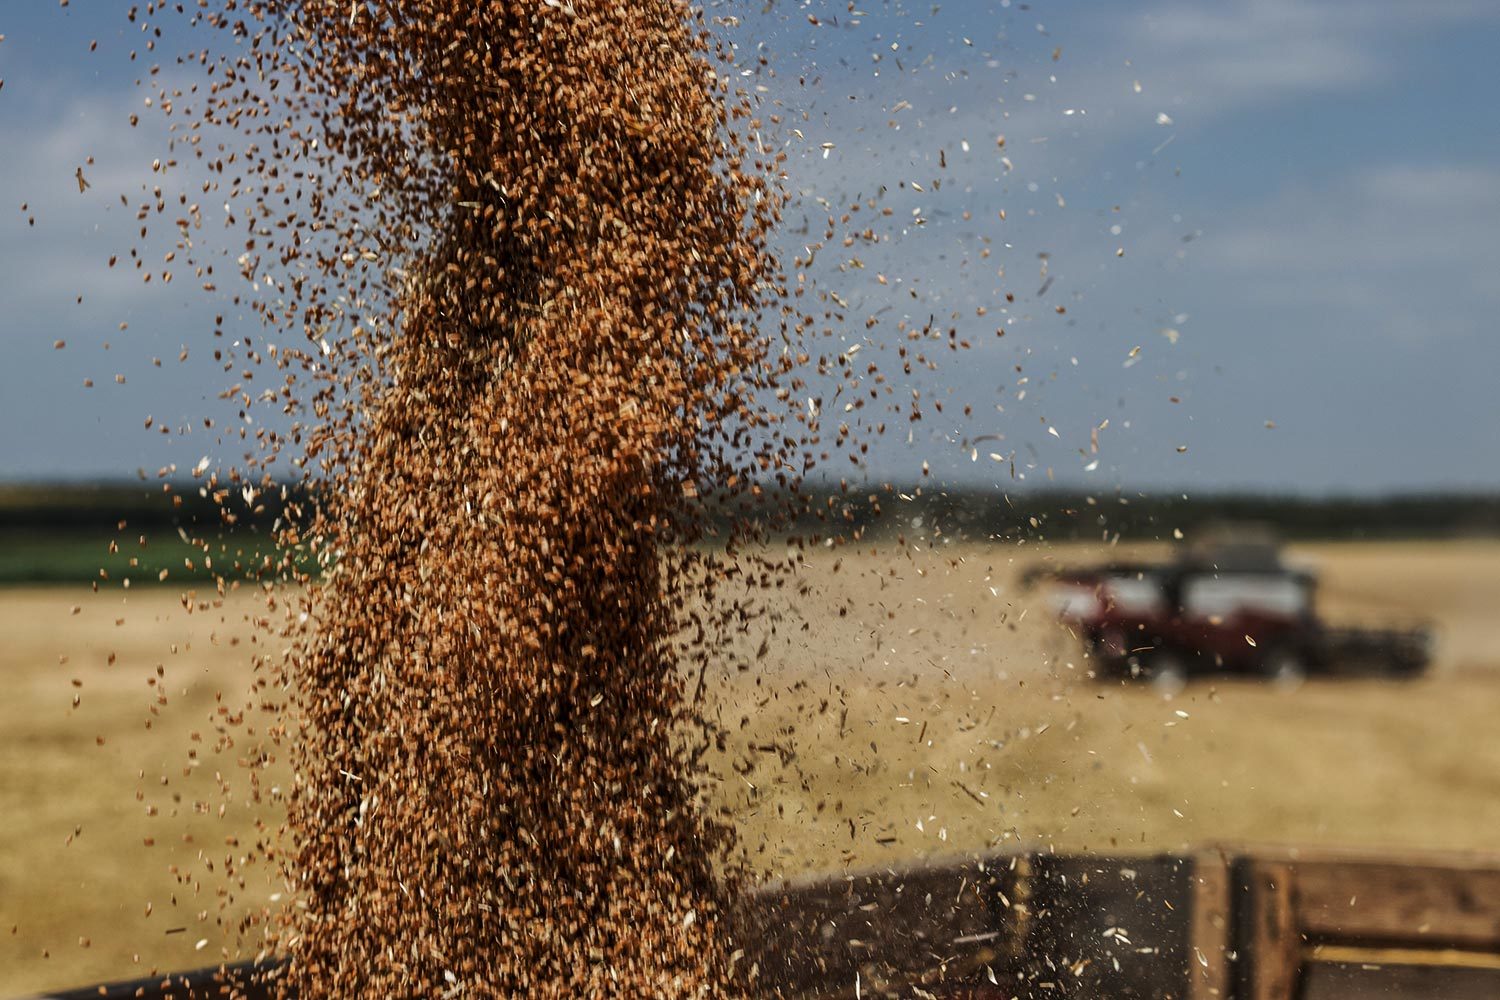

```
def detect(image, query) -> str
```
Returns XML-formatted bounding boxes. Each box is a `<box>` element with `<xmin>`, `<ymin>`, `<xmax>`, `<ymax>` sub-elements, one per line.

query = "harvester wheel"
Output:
<box><xmin>1147</xmin><ymin>649</ymin><xmax>1189</xmax><ymax>695</ymax></box>
<box><xmin>1260</xmin><ymin>646</ymin><xmax>1308</xmax><ymax>690</ymax></box>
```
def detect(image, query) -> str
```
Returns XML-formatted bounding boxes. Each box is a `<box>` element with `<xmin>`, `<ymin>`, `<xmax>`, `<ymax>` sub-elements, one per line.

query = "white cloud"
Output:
<box><xmin>1196</xmin><ymin>162</ymin><xmax>1500</xmax><ymax>318</ymax></box>
<box><xmin>0</xmin><ymin>86</ymin><xmax>280</xmax><ymax>478</ymax></box>
<box><xmin>759</xmin><ymin>0</ymin><xmax>1500</xmax><ymax>229</ymax></box>
<box><xmin>1126</xmin><ymin>0</ymin><xmax>1500</xmax><ymax>113</ymax></box>
<box><xmin>0</xmin><ymin>93</ymin><xmax>173</xmax><ymax>314</ymax></box>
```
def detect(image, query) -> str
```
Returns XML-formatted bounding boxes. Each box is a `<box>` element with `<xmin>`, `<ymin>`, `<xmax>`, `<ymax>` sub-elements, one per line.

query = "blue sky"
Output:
<box><xmin>3</xmin><ymin>0</ymin><xmax>1498</xmax><ymax>493</ymax></box>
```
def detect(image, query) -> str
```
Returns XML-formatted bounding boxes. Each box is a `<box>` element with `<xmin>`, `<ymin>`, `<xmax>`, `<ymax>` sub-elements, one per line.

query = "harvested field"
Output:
<box><xmin>715</xmin><ymin>539</ymin><xmax>1500</xmax><ymax>880</ymax></box>
<box><xmin>3</xmin><ymin>539</ymin><xmax>1499</xmax><ymax>996</ymax></box>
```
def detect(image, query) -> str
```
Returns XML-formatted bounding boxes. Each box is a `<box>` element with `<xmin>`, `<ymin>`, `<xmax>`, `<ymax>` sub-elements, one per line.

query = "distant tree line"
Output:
<box><xmin>4</xmin><ymin>481</ymin><xmax>1497</xmax><ymax>546</ymax></box>
<box><xmin>0</xmin><ymin>481</ymin><xmax>303</xmax><ymax>536</ymax></box>
<box><xmin>706</xmin><ymin>483</ymin><xmax>1500</xmax><ymax>545</ymax></box>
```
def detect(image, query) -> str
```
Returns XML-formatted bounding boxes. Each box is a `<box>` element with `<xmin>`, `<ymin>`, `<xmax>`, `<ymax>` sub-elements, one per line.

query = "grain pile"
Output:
<box><xmin>129</xmin><ymin>1</ymin><xmax>802</xmax><ymax>996</ymax></box>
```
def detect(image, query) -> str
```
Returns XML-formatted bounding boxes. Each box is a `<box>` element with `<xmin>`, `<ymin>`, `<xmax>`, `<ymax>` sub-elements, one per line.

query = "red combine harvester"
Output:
<box><xmin>1029</xmin><ymin>527</ymin><xmax>1432</xmax><ymax>686</ymax></box>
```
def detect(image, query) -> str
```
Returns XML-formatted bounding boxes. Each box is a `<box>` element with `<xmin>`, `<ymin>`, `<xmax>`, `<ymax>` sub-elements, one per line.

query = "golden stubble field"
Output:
<box><xmin>3</xmin><ymin>539</ymin><xmax>1499</xmax><ymax>995</ymax></box>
